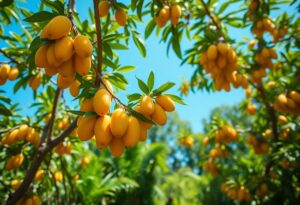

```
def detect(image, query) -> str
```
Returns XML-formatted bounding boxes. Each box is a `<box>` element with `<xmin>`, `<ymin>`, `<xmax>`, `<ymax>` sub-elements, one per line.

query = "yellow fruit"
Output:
<box><xmin>289</xmin><ymin>91</ymin><xmax>300</xmax><ymax>104</ymax></box>
<box><xmin>139</xmin><ymin>122</ymin><xmax>148</xmax><ymax>141</ymax></box>
<box><xmin>93</xmin><ymin>89</ymin><xmax>111</xmax><ymax>116</ymax></box>
<box><xmin>159</xmin><ymin>6</ymin><xmax>170</xmax><ymax>21</ymax></box>
<box><xmin>74</xmin><ymin>35</ymin><xmax>93</xmax><ymax>58</ymax></box>
<box><xmin>170</xmin><ymin>16</ymin><xmax>179</xmax><ymax>25</ymax></box>
<box><xmin>0</xmin><ymin>64</ymin><xmax>10</xmax><ymax>79</ymax></box>
<box><xmin>217</xmin><ymin>43</ymin><xmax>229</xmax><ymax>55</ymax></box>
<box><xmin>0</xmin><ymin>77</ymin><xmax>7</xmax><ymax>85</ymax></box>
<box><xmin>94</xmin><ymin>115</ymin><xmax>113</xmax><ymax>149</ymax></box>
<box><xmin>47</xmin><ymin>16</ymin><xmax>72</xmax><ymax>40</ymax></box>
<box><xmin>261</xmin><ymin>48</ymin><xmax>270</xmax><ymax>58</ymax></box>
<box><xmin>17</xmin><ymin>124</ymin><xmax>29</xmax><ymax>140</ymax></box>
<box><xmin>74</xmin><ymin>54</ymin><xmax>91</xmax><ymax>76</ymax></box>
<box><xmin>29</xmin><ymin>74</ymin><xmax>41</xmax><ymax>91</ymax></box>
<box><xmin>207</xmin><ymin>45</ymin><xmax>218</xmax><ymax>60</ymax></box>
<box><xmin>217</xmin><ymin>55</ymin><xmax>227</xmax><ymax>69</ymax></box>
<box><xmin>69</xmin><ymin>80</ymin><xmax>80</xmax><ymax>97</ymax></box>
<box><xmin>101</xmin><ymin>79</ymin><xmax>114</xmax><ymax>93</ymax></box>
<box><xmin>58</xmin><ymin>58</ymin><xmax>75</xmax><ymax>77</ymax></box>
<box><xmin>277</xmin><ymin>94</ymin><xmax>288</xmax><ymax>105</ymax></box>
<box><xmin>8</xmin><ymin>68</ymin><xmax>19</xmax><ymax>80</ymax></box>
<box><xmin>54</xmin><ymin>36</ymin><xmax>74</xmax><ymax>62</ymax></box>
<box><xmin>156</xmin><ymin>95</ymin><xmax>175</xmax><ymax>112</ymax></box>
<box><xmin>57</xmin><ymin>74</ymin><xmax>72</xmax><ymax>89</ymax></box>
<box><xmin>11</xmin><ymin>179</ymin><xmax>22</xmax><ymax>190</ymax></box>
<box><xmin>156</xmin><ymin>16</ymin><xmax>168</xmax><ymax>28</ymax></box>
<box><xmin>140</xmin><ymin>96</ymin><xmax>155</xmax><ymax>116</ymax></box>
<box><xmin>123</xmin><ymin>116</ymin><xmax>140</xmax><ymax>148</ymax></box>
<box><xmin>54</xmin><ymin>171</ymin><xmax>63</xmax><ymax>182</ymax></box>
<box><xmin>98</xmin><ymin>1</ymin><xmax>110</xmax><ymax>17</ymax></box>
<box><xmin>7</xmin><ymin>129</ymin><xmax>18</xmax><ymax>144</ymax></box>
<box><xmin>44</xmin><ymin>66</ymin><xmax>57</xmax><ymax>76</ymax></box>
<box><xmin>34</xmin><ymin>169</ymin><xmax>44</xmax><ymax>181</ymax></box>
<box><xmin>40</xmin><ymin>23</ymin><xmax>49</xmax><ymax>39</ymax></box>
<box><xmin>46</xmin><ymin>44</ymin><xmax>62</xmax><ymax>67</ymax></box>
<box><xmin>171</xmin><ymin>5</ymin><xmax>181</xmax><ymax>18</ymax></box>
<box><xmin>135</xmin><ymin>106</ymin><xmax>152</xmax><ymax>129</ymax></box>
<box><xmin>115</xmin><ymin>9</ymin><xmax>127</xmax><ymax>26</ymax></box>
<box><xmin>110</xmin><ymin>108</ymin><xmax>129</xmax><ymax>137</ymax></box>
<box><xmin>32</xmin><ymin>195</ymin><xmax>41</xmax><ymax>205</ymax></box>
<box><xmin>77</xmin><ymin>116</ymin><xmax>97</xmax><ymax>141</ymax></box>
<box><xmin>80</xmin><ymin>98</ymin><xmax>94</xmax><ymax>112</ymax></box>
<box><xmin>151</xmin><ymin>103</ymin><xmax>167</xmax><ymax>125</ymax></box>
<box><xmin>109</xmin><ymin>137</ymin><xmax>124</xmax><ymax>157</ymax></box>
<box><xmin>25</xmin><ymin>198</ymin><xmax>33</xmax><ymax>205</ymax></box>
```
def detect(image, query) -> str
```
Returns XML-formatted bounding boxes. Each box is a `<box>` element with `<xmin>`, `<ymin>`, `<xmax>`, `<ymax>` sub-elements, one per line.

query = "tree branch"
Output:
<box><xmin>199</xmin><ymin>0</ymin><xmax>221</xmax><ymax>31</ymax></box>
<box><xmin>67</xmin><ymin>0</ymin><xmax>78</xmax><ymax>35</ymax></box>
<box><xmin>93</xmin><ymin>0</ymin><xmax>103</xmax><ymax>86</ymax></box>
<box><xmin>0</xmin><ymin>49</ymin><xmax>21</xmax><ymax>65</ymax></box>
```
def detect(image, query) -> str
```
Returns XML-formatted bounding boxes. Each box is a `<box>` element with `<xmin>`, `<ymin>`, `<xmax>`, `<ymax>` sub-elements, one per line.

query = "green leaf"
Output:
<box><xmin>117</xmin><ymin>65</ymin><xmax>136</xmax><ymax>72</ymax></box>
<box><xmin>0</xmin><ymin>104</ymin><xmax>12</xmax><ymax>116</ymax></box>
<box><xmin>132</xmin><ymin>33</ymin><xmax>146</xmax><ymax>58</ymax></box>
<box><xmin>42</xmin><ymin>0</ymin><xmax>64</xmax><ymax>14</ymax></box>
<box><xmin>130</xmin><ymin>109</ymin><xmax>155</xmax><ymax>125</ymax></box>
<box><xmin>109</xmin><ymin>43</ymin><xmax>128</xmax><ymax>50</ymax></box>
<box><xmin>127</xmin><ymin>93</ymin><xmax>142</xmax><ymax>102</ymax></box>
<box><xmin>172</xmin><ymin>35</ymin><xmax>182</xmax><ymax>59</ymax></box>
<box><xmin>136</xmin><ymin>77</ymin><xmax>149</xmax><ymax>94</ymax></box>
<box><xmin>24</xmin><ymin>11</ymin><xmax>57</xmax><ymax>22</ymax></box>
<box><xmin>152</xmin><ymin>82</ymin><xmax>175</xmax><ymax>95</ymax></box>
<box><xmin>145</xmin><ymin>19</ymin><xmax>156</xmax><ymax>39</ymax></box>
<box><xmin>147</xmin><ymin>71</ymin><xmax>154</xmax><ymax>92</ymax></box>
<box><xmin>166</xmin><ymin>94</ymin><xmax>186</xmax><ymax>105</ymax></box>
<box><xmin>66</xmin><ymin>110</ymin><xmax>85</xmax><ymax>116</ymax></box>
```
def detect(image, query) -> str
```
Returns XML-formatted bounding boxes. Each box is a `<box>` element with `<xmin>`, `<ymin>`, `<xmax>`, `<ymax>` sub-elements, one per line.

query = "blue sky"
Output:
<box><xmin>0</xmin><ymin>0</ymin><xmax>298</xmax><ymax>133</ymax></box>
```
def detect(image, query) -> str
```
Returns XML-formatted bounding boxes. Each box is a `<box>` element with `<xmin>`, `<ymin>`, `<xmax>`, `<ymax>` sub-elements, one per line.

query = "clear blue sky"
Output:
<box><xmin>0</xmin><ymin>0</ymin><xmax>297</xmax><ymax>133</ymax></box>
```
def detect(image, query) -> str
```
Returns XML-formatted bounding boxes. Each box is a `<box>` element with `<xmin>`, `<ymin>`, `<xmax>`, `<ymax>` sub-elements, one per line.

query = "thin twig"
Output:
<box><xmin>67</xmin><ymin>0</ymin><xmax>78</xmax><ymax>35</ymax></box>
<box><xmin>0</xmin><ymin>49</ymin><xmax>21</xmax><ymax>65</ymax></box>
<box><xmin>0</xmin><ymin>126</ymin><xmax>20</xmax><ymax>134</ymax></box>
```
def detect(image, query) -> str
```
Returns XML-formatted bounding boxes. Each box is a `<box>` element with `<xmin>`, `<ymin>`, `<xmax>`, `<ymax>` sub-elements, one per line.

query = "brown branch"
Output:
<box><xmin>0</xmin><ymin>49</ymin><xmax>21</xmax><ymax>65</ymax></box>
<box><xmin>6</xmin><ymin>118</ymin><xmax>78</xmax><ymax>205</ymax></box>
<box><xmin>67</xmin><ymin>0</ymin><xmax>78</xmax><ymax>35</ymax></box>
<box><xmin>0</xmin><ymin>126</ymin><xmax>20</xmax><ymax>134</ymax></box>
<box><xmin>199</xmin><ymin>0</ymin><xmax>221</xmax><ymax>31</ymax></box>
<box><xmin>93</xmin><ymin>0</ymin><xmax>103</xmax><ymax>86</ymax></box>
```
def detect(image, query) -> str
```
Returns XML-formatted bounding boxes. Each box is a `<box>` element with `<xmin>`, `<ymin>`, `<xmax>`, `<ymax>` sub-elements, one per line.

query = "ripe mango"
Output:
<box><xmin>156</xmin><ymin>95</ymin><xmax>175</xmax><ymax>112</ymax></box>
<box><xmin>74</xmin><ymin>35</ymin><xmax>93</xmax><ymax>58</ymax></box>
<box><xmin>54</xmin><ymin>171</ymin><xmax>63</xmax><ymax>181</ymax></box>
<box><xmin>74</xmin><ymin>54</ymin><xmax>91</xmax><ymax>76</ymax></box>
<box><xmin>40</xmin><ymin>23</ymin><xmax>49</xmax><ymax>39</ymax></box>
<box><xmin>115</xmin><ymin>9</ymin><xmax>127</xmax><ymax>26</ymax></box>
<box><xmin>0</xmin><ymin>64</ymin><xmax>10</xmax><ymax>79</ymax></box>
<box><xmin>94</xmin><ymin>115</ymin><xmax>113</xmax><ymax>149</ymax></box>
<box><xmin>98</xmin><ymin>1</ymin><xmax>110</xmax><ymax>17</ymax></box>
<box><xmin>57</xmin><ymin>74</ymin><xmax>72</xmax><ymax>89</ymax></box>
<box><xmin>139</xmin><ymin>122</ymin><xmax>148</xmax><ymax>141</ymax></box>
<box><xmin>8</xmin><ymin>68</ymin><xmax>19</xmax><ymax>80</ymax></box>
<box><xmin>35</xmin><ymin>169</ymin><xmax>44</xmax><ymax>181</ymax></box>
<box><xmin>156</xmin><ymin>16</ymin><xmax>168</xmax><ymax>28</ymax></box>
<box><xmin>159</xmin><ymin>6</ymin><xmax>170</xmax><ymax>21</ymax></box>
<box><xmin>80</xmin><ymin>98</ymin><xmax>94</xmax><ymax>112</ymax></box>
<box><xmin>123</xmin><ymin>116</ymin><xmax>140</xmax><ymax>148</ymax></box>
<box><xmin>110</xmin><ymin>108</ymin><xmax>129</xmax><ymax>137</ymax></box>
<box><xmin>217</xmin><ymin>43</ymin><xmax>229</xmax><ymax>55</ymax></box>
<box><xmin>17</xmin><ymin>124</ymin><xmax>29</xmax><ymax>140</ymax></box>
<box><xmin>7</xmin><ymin>129</ymin><xmax>18</xmax><ymax>145</ymax></box>
<box><xmin>54</xmin><ymin>36</ymin><xmax>74</xmax><ymax>62</ymax></box>
<box><xmin>29</xmin><ymin>74</ymin><xmax>41</xmax><ymax>91</ymax></box>
<box><xmin>151</xmin><ymin>103</ymin><xmax>167</xmax><ymax>125</ymax></box>
<box><xmin>47</xmin><ymin>16</ymin><xmax>72</xmax><ymax>40</ymax></box>
<box><xmin>93</xmin><ymin>89</ymin><xmax>111</xmax><ymax>116</ymax></box>
<box><xmin>58</xmin><ymin>58</ymin><xmax>75</xmax><ymax>77</ymax></box>
<box><xmin>171</xmin><ymin>5</ymin><xmax>181</xmax><ymax>18</ymax></box>
<box><xmin>77</xmin><ymin>116</ymin><xmax>97</xmax><ymax>141</ymax></box>
<box><xmin>46</xmin><ymin>44</ymin><xmax>62</xmax><ymax>67</ymax></box>
<box><xmin>69</xmin><ymin>80</ymin><xmax>80</xmax><ymax>97</ymax></box>
<box><xmin>109</xmin><ymin>137</ymin><xmax>124</xmax><ymax>157</ymax></box>
<box><xmin>32</xmin><ymin>196</ymin><xmax>41</xmax><ymax>205</ymax></box>
<box><xmin>207</xmin><ymin>45</ymin><xmax>218</xmax><ymax>60</ymax></box>
<box><xmin>44</xmin><ymin>66</ymin><xmax>57</xmax><ymax>76</ymax></box>
<box><xmin>135</xmin><ymin>105</ymin><xmax>152</xmax><ymax>129</ymax></box>
<box><xmin>140</xmin><ymin>96</ymin><xmax>155</xmax><ymax>116</ymax></box>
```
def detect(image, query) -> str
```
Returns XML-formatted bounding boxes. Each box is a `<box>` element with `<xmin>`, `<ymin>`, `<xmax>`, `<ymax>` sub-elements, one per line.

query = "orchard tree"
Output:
<box><xmin>0</xmin><ymin>0</ymin><xmax>300</xmax><ymax>204</ymax></box>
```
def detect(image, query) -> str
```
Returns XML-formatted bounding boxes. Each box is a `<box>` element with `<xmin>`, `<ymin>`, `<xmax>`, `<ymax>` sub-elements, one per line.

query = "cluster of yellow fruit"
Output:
<box><xmin>246</xmin><ymin>0</ymin><xmax>258</xmax><ymax>20</ymax></box>
<box><xmin>247</xmin><ymin>135</ymin><xmax>269</xmax><ymax>155</ymax></box>
<box><xmin>221</xmin><ymin>183</ymin><xmax>251</xmax><ymax>202</ymax></box>
<box><xmin>35</xmin><ymin>15</ymin><xmax>92</xmax><ymax>92</ymax></box>
<box><xmin>255</xmin><ymin>47</ymin><xmax>277</xmax><ymax>69</ymax></box>
<box><xmin>77</xmin><ymin>89</ymin><xmax>175</xmax><ymax>157</ymax></box>
<box><xmin>252</xmin><ymin>18</ymin><xmax>276</xmax><ymax>39</ymax></box>
<box><xmin>28</xmin><ymin>73</ymin><xmax>42</xmax><ymax>91</ymax></box>
<box><xmin>209</xmin><ymin>147</ymin><xmax>228</xmax><ymax>158</ymax></box>
<box><xmin>5</xmin><ymin>153</ymin><xmax>24</xmax><ymax>171</ymax></box>
<box><xmin>57</xmin><ymin>116</ymin><xmax>70</xmax><ymax>130</ymax></box>
<box><xmin>55</xmin><ymin>141</ymin><xmax>72</xmax><ymax>155</ymax></box>
<box><xmin>246</xmin><ymin>103</ymin><xmax>257</xmax><ymax>115</ymax></box>
<box><xmin>256</xmin><ymin>183</ymin><xmax>269</xmax><ymax>198</ymax></box>
<box><xmin>1</xmin><ymin>125</ymin><xmax>40</xmax><ymax>147</ymax></box>
<box><xmin>156</xmin><ymin>4</ymin><xmax>182</xmax><ymax>27</ymax></box>
<box><xmin>251</xmin><ymin>68</ymin><xmax>267</xmax><ymax>84</ymax></box>
<box><xmin>0</xmin><ymin>63</ymin><xmax>19</xmax><ymax>85</ymax></box>
<box><xmin>274</xmin><ymin>91</ymin><xmax>300</xmax><ymax>115</ymax></box>
<box><xmin>214</xmin><ymin>125</ymin><xmax>238</xmax><ymax>144</ymax></box>
<box><xmin>203</xmin><ymin>160</ymin><xmax>218</xmax><ymax>176</ymax></box>
<box><xmin>272</xmin><ymin>25</ymin><xmax>288</xmax><ymax>42</ymax></box>
<box><xmin>11</xmin><ymin>179</ymin><xmax>22</xmax><ymax>190</ymax></box>
<box><xmin>231</xmin><ymin>72</ymin><xmax>249</xmax><ymax>89</ymax></box>
<box><xmin>16</xmin><ymin>195</ymin><xmax>40</xmax><ymax>205</ymax></box>
<box><xmin>199</xmin><ymin>43</ymin><xmax>238</xmax><ymax>91</ymax></box>
<box><xmin>98</xmin><ymin>1</ymin><xmax>127</xmax><ymax>26</ymax></box>
<box><xmin>179</xmin><ymin>135</ymin><xmax>194</xmax><ymax>147</ymax></box>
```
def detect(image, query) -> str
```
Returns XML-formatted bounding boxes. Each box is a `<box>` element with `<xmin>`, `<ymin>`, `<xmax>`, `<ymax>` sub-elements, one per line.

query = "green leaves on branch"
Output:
<box><xmin>24</xmin><ymin>11</ymin><xmax>57</xmax><ymax>22</ymax></box>
<box><xmin>132</xmin><ymin>31</ymin><xmax>147</xmax><ymax>58</ymax></box>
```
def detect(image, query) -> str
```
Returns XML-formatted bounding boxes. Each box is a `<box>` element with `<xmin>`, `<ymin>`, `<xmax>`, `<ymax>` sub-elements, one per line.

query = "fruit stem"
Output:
<box><xmin>93</xmin><ymin>0</ymin><xmax>103</xmax><ymax>85</ymax></box>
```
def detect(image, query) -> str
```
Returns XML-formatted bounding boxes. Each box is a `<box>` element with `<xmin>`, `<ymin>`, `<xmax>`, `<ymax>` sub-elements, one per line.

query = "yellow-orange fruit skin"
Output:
<box><xmin>0</xmin><ymin>78</ymin><xmax>7</xmax><ymax>85</ymax></box>
<box><xmin>94</xmin><ymin>115</ymin><xmax>113</xmax><ymax>150</ymax></box>
<box><xmin>207</xmin><ymin>45</ymin><xmax>218</xmax><ymax>60</ymax></box>
<box><xmin>7</xmin><ymin>129</ymin><xmax>19</xmax><ymax>144</ymax></box>
<box><xmin>11</xmin><ymin>179</ymin><xmax>22</xmax><ymax>190</ymax></box>
<box><xmin>69</xmin><ymin>80</ymin><xmax>80</xmax><ymax>97</ymax></box>
<box><xmin>171</xmin><ymin>5</ymin><xmax>181</xmax><ymax>18</ymax></box>
<box><xmin>98</xmin><ymin>1</ymin><xmax>110</xmax><ymax>17</ymax></box>
<box><xmin>77</xmin><ymin>116</ymin><xmax>97</xmax><ymax>141</ymax></box>
<box><xmin>80</xmin><ymin>98</ymin><xmax>94</xmax><ymax>112</ymax></box>
<box><xmin>46</xmin><ymin>44</ymin><xmax>62</xmax><ymax>67</ymax></box>
<box><xmin>40</xmin><ymin>23</ymin><xmax>49</xmax><ymax>39</ymax></box>
<box><xmin>139</xmin><ymin>123</ymin><xmax>148</xmax><ymax>141</ymax></box>
<box><xmin>140</xmin><ymin>96</ymin><xmax>155</xmax><ymax>116</ymax></box>
<box><xmin>110</xmin><ymin>108</ymin><xmax>129</xmax><ymax>137</ymax></box>
<box><xmin>17</xmin><ymin>124</ymin><xmax>29</xmax><ymax>140</ymax></box>
<box><xmin>159</xmin><ymin>6</ymin><xmax>170</xmax><ymax>21</ymax></box>
<box><xmin>0</xmin><ymin>64</ymin><xmax>10</xmax><ymax>79</ymax></box>
<box><xmin>123</xmin><ymin>117</ymin><xmax>140</xmax><ymax>148</ymax></box>
<box><xmin>109</xmin><ymin>137</ymin><xmax>125</xmax><ymax>157</ymax></box>
<box><xmin>156</xmin><ymin>16</ymin><xmax>168</xmax><ymax>28</ymax></box>
<box><xmin>57</xmin><ymin>74</ymin><xmax>73</xmax><ymax>89</ymax></box>
<box><xmin>74</xmin><ymin>54</ymin><xmax>91</xmax><ymax>76</ymax></box>
<box><xmin>35</xmin><ymin>169</ymin><xmax>45</xmax><ymax>181</ymax></box>
<box><xmin>35</xmin><ymin>45</ymin><xmax>49</xmax><ymax>68</ymax></box>
<box><xmin>151</xmin><ymin>103</ymin><xmax>167</xmax><ymax>125</ymax></box>
<box><xmin>93</xmin><ymin>89</ymin><xmax>111</xmax><ymax>116</ymax></box>
<box><xmin>101</xmin><ymin>79</ymin><xmax>114</xmax><ymax>93</ymax></box>
<box><xmin>47</xmin><ymin>16</ymin><xmax>72</xmax><ymax>40</ymax></box>
<box><xmin>58</xmin><ymin>58</ymin><xmax>75</xmax><ymax>77</ymax></box>
<box><xmin>29</xmin><ymin>74</ymin><xmax>41</xmax><ymax>91</ymax></box>
<box><xmin>217</xmin><ymin>43</ymin><xmax>229</xmax><ymax>55</ymax></box>
<box><xmin>54</xmin><ymin>36</ymin><xmax>74</xmax><ymax>62</ymax></box>
<box><xmin>115</xmin><ymin>9</ymin><xmax>127</xmax><ymax>26</ymax></box>
<box><xmin>135</xmin><ymin>106</ymin><xmax>152</xmax><ymax>129</ymax></box>
<box><xmin>54</xmin><ymin>171</ymin><xmax>63</xmax><ymax>181</ymax></box>
<box><xmin>25</xmin><ymin>198</ymin><xmax>33</xmax><ymax>205</ymax></box>
<box><xmin>156</xmin><ymin>95</ymin><xmax>175</xmax><ymax>112</ymax></box>
<box><xmin>74</xmin><ymin>35</ymin><xmax>93</xmax><ymax>58</ymax></box>
<box><xmin>44</xmin><ymin>66</ymin><xmax>57</xmax><ymax>76</ymax></box>
<box><xmin>32</xmin><ymin>195</ymin><xmax>41</xmax><ymax>205</ymax></box>
<box><xmin>8</xmin><ymin>68</ymin><xmax>19</xmax><ymax>80</ymax></box>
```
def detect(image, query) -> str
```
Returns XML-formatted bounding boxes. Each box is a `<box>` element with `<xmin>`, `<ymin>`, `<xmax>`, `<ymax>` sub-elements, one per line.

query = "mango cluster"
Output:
<box><xmin>274</xmin><ymin>91</ymin><xmax>300</xmax><ymax>115</ymax></box>
<box><xmin>203</xmin><ymin>160</ymin><xmax>218</xmax><ymax>176</ymax></box>
<box><xmin>179</xmin><ymin>135</ymin><xmax>194</xmax><ymax>147</ymax></box>
<box><xmin>1</xmin><ymin>125</ymin><xmax>40</xmax><ymax>147</ymax></box>
<box><xmin>16</xmin><ymin>195</ymin><xmax>41</xmax><ymax>205</ymax></box>
<box><xmin>5</xmin><ymin>153</ymin><xmax>24</xmax><ymax>171</ymax></box>
<box><xmin>28</xmin><ymin>73</ymin><xmax>42</xmax><ymax>91</ymax></box>
<box><xmin>209</xmin><ymin>147</ymin><xmax>228</xmax><ymax>158</ymax></box>
<box><xmin>251</xmin><ymin>68</ymin><xmax>267</xmax><ymax>84</ymax></box>
<box><xmin>98</xmin><ymin>1</ymin><xmax>127</xmax><ymax>26</ymax></box>
<box><xmin>246</xmin><ymin>0</ymin><xmax>258</xmax><ymax>20</ymax></box>
<box><xmin>221</xmin><ymin>183</ymin><xmax>251</xmax><ymax>202</ymax></box>
<box><xmin>35</xmin><ymin>15</ymin><xmax>92</xmax><ymax>91</ymax></box>
<box><xmin>255</xmin><ymin>47</ymin><xmax>277</xmax><ymax>69</ymax></box>
<box><xmin>55</xmin><ymin>141</ymin><xmax>72</xmax><ymax>155</ymax></box>
<box><xmin>252</xmin><ymin>18</ymin><xmax>277</xmax><ymax>39</ymax></box>
<box><xmin>247</xmin><ymin>135</ymin><xmax>269</xmax><ymax>155</ymax></box>
<box><xmin>0</xmin><ymin>63</ymin><xmax>19</xmax><ymax>85</ymax></box>
<box><xmin>272</xmin><ymin>25</ymin><xmax>288</xmax><ymax>42</ymax></box>
<box><xmin>231</xmin><ymin>72</ymin><xmax>249</xmax><ymax>89</ymax></box>
<box><xmin>215</xmin><ymin>125</ymin><xmax>238</xmax><ymax>144</ymax></box>
<box><xmin>200</xmin><ymin>43</ymin><xmax>238</xmax><ymax>91</ymax></box>
<box><xmin>156</xmin><ymin>4</ymin><xmax>182</xmax><ymax>27</ymax></box>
